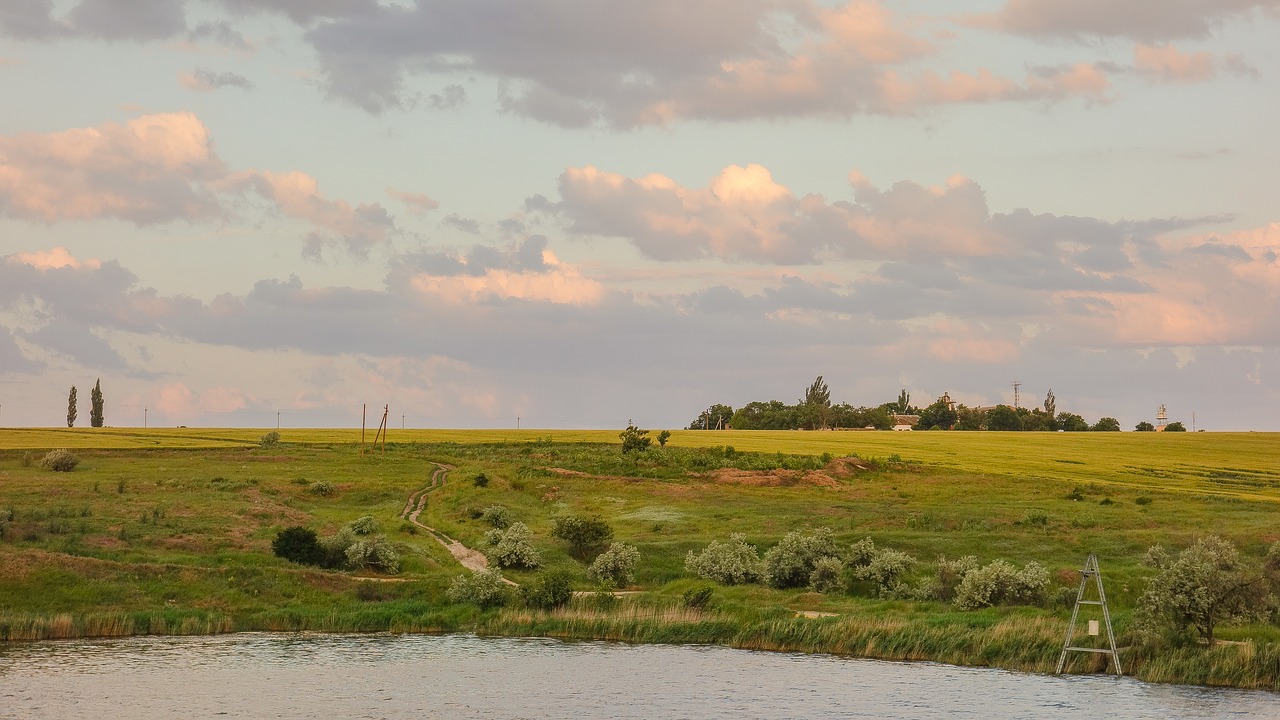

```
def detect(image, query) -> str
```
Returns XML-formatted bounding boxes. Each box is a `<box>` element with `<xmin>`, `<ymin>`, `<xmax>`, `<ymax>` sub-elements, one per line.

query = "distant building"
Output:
<box><xmin>936</xmin><ymin>392</ymin><xmax>956</xmax><ymax>412</ymax></box>
<box><xmin>892</xmin><ymin>414</ymin><xmax>920</xmax><ymax>431</ymax></box>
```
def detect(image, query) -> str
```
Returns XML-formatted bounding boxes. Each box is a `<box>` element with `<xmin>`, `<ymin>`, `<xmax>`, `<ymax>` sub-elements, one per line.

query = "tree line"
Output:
<box><xmin>66</xmin><ymin>379</ymin><xmax>105</xmax><ymax>428</ymax></box>
<box><xmin>690</xmin><ymin>376</ymin><xmax>1172</xmax><ymax>432</ymax></box>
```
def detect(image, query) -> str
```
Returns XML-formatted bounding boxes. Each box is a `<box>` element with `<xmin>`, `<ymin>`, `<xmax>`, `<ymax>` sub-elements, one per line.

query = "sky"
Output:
<box><xmin>1</xmin><ymin>0</ymin><xmax>1278</xmax><ymax>431</ymax></box>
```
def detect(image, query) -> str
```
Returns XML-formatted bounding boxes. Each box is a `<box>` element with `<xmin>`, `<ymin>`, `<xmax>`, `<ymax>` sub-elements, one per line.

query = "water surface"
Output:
<box><xmin>1</xmin><ymin>633</ymin><xmax>1275</xmax><ymax>719</ymax></box>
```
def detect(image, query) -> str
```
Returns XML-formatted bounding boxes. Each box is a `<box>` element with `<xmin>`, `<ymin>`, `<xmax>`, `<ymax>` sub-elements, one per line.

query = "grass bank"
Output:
<box><xmin>1</xmin><ymin>430</ymin><xmax>1278</xmax><ymax>689</ymax></box>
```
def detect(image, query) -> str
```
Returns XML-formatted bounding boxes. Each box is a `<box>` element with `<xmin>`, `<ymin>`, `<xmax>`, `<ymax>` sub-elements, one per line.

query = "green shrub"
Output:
<box><xmin>762</xmin><ymin>527</ymin><xmax>840</xmax><ymax>589</ymax></box>
<box><xmin>927</xmin><ymin>555</ymin><xmax>981</xmax><ymax>602</ymax></box>
<box><xmin>40</xmin><ymin>449</ymin><xmax>80</xmax><ymax>472</ymax></box>
<box><xmin>553</xmin><ymin>515</ymin><xmax>614</xmax><ymax>558</ymax></box>
<box><xmin>1136</xmin><ymin>536</ymin><xmax>1264</xmax><ymax>645</ymax></box>
<box><xmin>521</xmin><ymin>570</ymin><xmax>574</xmax><ymax>610</ymax></box>
<box><xmin>588</xmin><ymin>542</ymin><xmax>640</xmax><ymax>587</ymax></box>
<box><xmin>307</xmin><ymin>480</ymin><xmax>336</xmax><ymax>496</ymax></box>
<box><xmin>272</xmin><ymin>526</ymin><xmax>326</xmax><ymax>566</ymax></box>
<box><xmin>685</xmin><ymin>534</ymin><xmax>763</xmax><ymax>585</ymax></box>
<box><xmin>259</xmin><ymin>431</ymin><xmax>280</xmax><ymax>448</ymax></box>
<box><xmin>447</xmin><ymin>569</ymin><xmax>510</xmax><ymax>609</ymax></box>
<box><xmin>484</xmin><ymin>522</ymin><xmax>542</xmax><ymax>569</ymax></box>
<box><xmin>481</xmin><ymin>505</ymin><xmax>513</xmax><ymax>529</ymax></box>
<box><xmin>1018</xmin><ymin>510</ymin><xmax>1049</xmax><ymax>527</ymax></box>
<box><xmin>1136</xmin><ymin>496</ymin><xmax>1153</xmax><ymax>505</ymax></box>
<box><xmin>954</xmin><ymin>559</ymin><xmax>1048</xmax><ymax>610</ymax></box>
<box><xmin>474</xmin><ymin>473</ymin><xmax>490</xmax><ymax>488</ymax></box>
<box><xmin>682</xmin><ymin>585</ymin><xmax>715</xmax><ymax>609</ymax></box>
<box><xmin>20</xmin><ymin>451</ymin><xmax>32</xmax><ymax>468</ymax></box>
<box><xmin>619</xmin><ymin>425</ymin><xmax>651</xmax><ymax>453</ymax></box>
<box><xmin>657</xmin><ymin>430</ymin><xmax>671</xmax><ymax>447</ymax></box>
<box><xmin>349</xmin><ymin>515</ymin><xmax>379</xmax><ymax>535</ymax></box>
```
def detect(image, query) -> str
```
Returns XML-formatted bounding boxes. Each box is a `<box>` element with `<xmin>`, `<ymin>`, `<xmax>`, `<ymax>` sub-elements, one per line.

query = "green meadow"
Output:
<box><xmin>1</xmin><ymin>428</ymin><xmax>1278</xmax><ymax>688</ymax></box>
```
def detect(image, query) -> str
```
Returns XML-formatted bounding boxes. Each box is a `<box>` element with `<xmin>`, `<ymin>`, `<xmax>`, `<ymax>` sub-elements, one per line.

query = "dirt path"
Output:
<box><xmin>399</xmin><ymin>463</ymin><xmax>503</xmax><ymax>578</ymax></box>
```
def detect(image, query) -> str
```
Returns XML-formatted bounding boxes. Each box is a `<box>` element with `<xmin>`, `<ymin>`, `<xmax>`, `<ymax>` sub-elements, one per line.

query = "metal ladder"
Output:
<box><xmin>1056</xmin><ymin>554</ymin><xmax>1122</xmax><ymax>675</ymax></box>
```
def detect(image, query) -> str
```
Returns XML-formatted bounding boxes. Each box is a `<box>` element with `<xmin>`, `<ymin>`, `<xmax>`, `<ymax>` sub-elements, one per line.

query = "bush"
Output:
<box><xmin>21</xmin><ymin>452</ymin><xmax>32</xmax><ymax>468</ymax></box>
<box><xmin>846</xmin><ymin>537</ymin><xmax>917</xmax><ymax>597</ymax></box>
<box><xmin>685</xmin><ymin>534</ymin><xmax>763</xmax><ymax>585</ymax></box>
<box><xmin>259</xmin><ymin>431</ymin><xmax>280</xmax><ymax>448</ymax></box>
<box><xmin>272</xmin><ymin>526</ymin><xmax>326</xmax><ymax>566</ymax></box>
<box><xmin>521</xmin><ymin>570</ymin><xmax>574</xmax><ymax>609</ymax></box>
<box><xmin>481</xmin><ymin>505</ymin><xmax>513</xmax><ymax>529</ymax></box>
<box><xmin>553</xmin><ymin>515</ymin><xmax>614</xmax><ymax>558</ymax></box>
<box><xmin>447</xmin><ymin>569</ymin><xmax>510</xmax><ymax>609</ymax></box>
<box><xmin>657</xmin><ymin>430</ymin><xmax>671</xmax><ymax>447</ymax></box>
<box><xmin>682</xmin><ymin>585</ymin><xmax>715</xmax><ymax>609</ymax></box>
<box><xmin>954</xmin><ymin>559</ymin><xmax>1048</xmax><ymax>610</ymax></box>
<box><xmin>485</xmin><ymin>522</ymin><xmax>542</xmax><ymax>569</ymax></box>
<box><xmin>474</xmin><ymin>473</ymin><xmax>490</xmax><ymax>488</ymax></box>
<box><xmin>307</xmin><ymin>481</ymin><xmax>336</xmax><ymax>496</ymax></box>
<box><xmin>619</xmin><ymin>424</ymin><xmax>651</xmax><ymax>453</ymax></box>
<box><xmin>809</xmin><ymin>556</ymin><xmax>844</xmax><ymax>594</ymax></box>
<box><xmin>349</xmin><ymin>515</ymin><xmax>379</xmax><ymax>535</ymax></box>
<box><xmin>40</xmin><ymin>449</ymin><xmax>80</xmax><ymax>472</ymax></box>
<box><xmin>762</xmin><ymin>527</ymin><xmax>840</xmax><ymax>589</ymax></box>
<box><xmin>589</xmin><ymin>542</ymin><xmax>640</xmax><ymax>587</ymax></box>
<box><xmin>344</xmin><ymin>535</ymin><xmax>401</xmax><ymax>574</ymax></box>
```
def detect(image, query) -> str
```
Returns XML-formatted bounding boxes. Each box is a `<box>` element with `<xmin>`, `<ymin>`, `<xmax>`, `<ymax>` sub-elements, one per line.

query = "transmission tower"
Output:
<box><xmin>1012</xmin><ymin>380</ymin><xmax>1022</xmax><ymax>409</ymax></box>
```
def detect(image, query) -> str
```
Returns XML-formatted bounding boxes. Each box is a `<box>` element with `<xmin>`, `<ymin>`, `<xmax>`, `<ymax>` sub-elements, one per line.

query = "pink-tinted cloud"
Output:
<box><xmin>386</xmin><ymin>187</ymin><xmax>439</xmax><ymax>214</ymax></box>
<box><xmin>966</xmin><ymin>0</ymin><xmax>1280</xmax><ymax>42</ymax></box>
<box><xmin>1133</xmin><ymin>43</ymin><xmax>1258</xmax><ymax>84</ymax></box>
<box><xmin>0</xmin><ymin>112</ymin><xmax>225</xmax><ymax>224</ymax></box>
<box><xmin>0</xmin><ymin>112</ymin><xmax>394</xmax><ymax>257</ymax></box>
<box><xmin>6</xmin><ymin>247</ymin><xmax>102</xmax><ymax>271</ymax></box>
<box><xmin>154</xmin><ymin>382</ymin><xmax>251</xmax><ymax>419</ymax></box>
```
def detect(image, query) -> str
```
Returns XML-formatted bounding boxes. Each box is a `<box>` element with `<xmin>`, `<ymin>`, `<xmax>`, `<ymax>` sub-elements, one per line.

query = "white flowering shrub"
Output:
<box><xmin>808</xmin><ymin>556</ymin><xmax>844</xmax><ymax>594</ymax></box>
<box><xmin>447</xmin><ymin>568</ymin><xmax>510</xmax><ymax>609</ymax></box>
<box><xmin>954</xmin><ymin>559</ymin><xmax>1048</xmax><ymax>610</ymax></box>
<box><xmin>485</xmin><ymin>521</ymin><xmax>542</xmax><ymax>569</ymax></box>
<box><xmin>589</xmin><ymin>542</ymin><xmax>640</xmax><ymax>587</ymax></box>
<box><xmin>762</xmin><ymin>527</ymin><xmax>840</xmax><ymax>589</ymax></box>
<box><xmin>846</xmin><ymin>537</ymin><xmax>917</xmax><ymax>597</ymax></box>
<box><xmin>685</xmin><ymin>534</ymin><xmax>763</xmax><ymax>585</ymax></box>
<box><xmin>481</xmin><ymin>505</ymin><xmax>512</xmax><ymax>529</ymax></box>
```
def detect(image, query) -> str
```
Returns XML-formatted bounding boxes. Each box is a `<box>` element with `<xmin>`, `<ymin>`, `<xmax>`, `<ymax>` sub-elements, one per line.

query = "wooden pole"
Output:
<box><xmin>361</xmin><ymin>403</ymin><xmax>367</xmax><ymax>456</ymax></box>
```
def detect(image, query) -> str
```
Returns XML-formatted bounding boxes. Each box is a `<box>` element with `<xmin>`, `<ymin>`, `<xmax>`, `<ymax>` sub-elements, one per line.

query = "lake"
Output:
<box><xmin>1</xmin><ymin>633</ymin><xmax>1276</xmax><ymax>719</ymax></box>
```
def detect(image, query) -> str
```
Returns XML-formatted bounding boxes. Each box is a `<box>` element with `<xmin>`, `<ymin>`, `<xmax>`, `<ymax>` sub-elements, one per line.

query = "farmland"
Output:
<box><xmin>1</xmin><ymin>428</ymin><xmax>1278</xmax><ymax>688</ymax></box>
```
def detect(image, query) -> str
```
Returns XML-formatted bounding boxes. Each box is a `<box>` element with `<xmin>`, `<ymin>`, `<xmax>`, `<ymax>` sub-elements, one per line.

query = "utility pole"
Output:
<box><xmin>401</xmin><ymin>414</ymin><xmax>405</xmax><ymax>430</ymax></box>
<box><xmin>144</xmin><ymin>407</ymin><xmax>148</xmax><ymax>428</ymax></box>
<box><xmin>517</xmin><ymin>415</ymin><xmax>520</xmax><ymax>429</ymax></box>
<box><xmin>276</xmin><ymin>410</ymin><xmax>281</xmax><ymax>429</ymax></box>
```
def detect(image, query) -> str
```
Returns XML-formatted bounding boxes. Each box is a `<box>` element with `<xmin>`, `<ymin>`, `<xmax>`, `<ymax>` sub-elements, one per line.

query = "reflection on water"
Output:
<box><xmin>0</xmin><ymin>633</ymin><xmax>1275</xmax><ymax>719</ymax></box>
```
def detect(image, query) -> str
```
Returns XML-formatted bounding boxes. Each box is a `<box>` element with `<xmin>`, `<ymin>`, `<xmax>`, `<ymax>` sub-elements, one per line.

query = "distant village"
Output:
<box><xmin>688</xmin><ymin>378</ymin><xmax>1186</xmax><ymax>433</ymax></box>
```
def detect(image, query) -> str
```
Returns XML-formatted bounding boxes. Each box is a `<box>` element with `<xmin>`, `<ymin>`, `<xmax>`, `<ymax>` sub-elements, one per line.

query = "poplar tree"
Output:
<box><xmin>67</xmin><ymin>386</ymin><xmax>78</xmax><ymax>428</ymax></box>
<box><xmin>90</xmin><ymin>378</ymin><xmax>104</xmax><ymax>427</ymax></box>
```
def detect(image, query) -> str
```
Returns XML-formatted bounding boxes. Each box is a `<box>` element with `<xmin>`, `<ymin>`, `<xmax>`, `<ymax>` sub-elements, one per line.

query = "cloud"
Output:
<box><xmin>966</xmin><ymin>0</ymin><xmax>1280</xmax><ymax>42</ymax></box>
<box><xmin>21</xmin><ymin>319</ymin><xmax>137</xmax><ymax>373</ymax></box>
<box><xmin>154</xmin><ymin>382</ymin><xmax>250</xmax><ymax>419</ymax></box>
<box><xmin>0</xmin><ymin>113</ymin><xmax>392</xmax><ymax>257</ymax></box>
<box><xmin>186</xmin><ymin>20</ymin><xmax>253</xmax><ymax>51</ymax></box>
<box><xmin>543</xmin><ymin>163</ymin><xmax>1206</xmax><ymax>275</ymax></box>
<box><xmin>1131</xmin><ymin>44</ymin><xmax>1260</xmax><ymax>84</ymax></box>
<box><xmin>180</xmin><ymin>68</ymin><xmax>254</xmax><ymax>92</ymax></box>
<box><xmin>0</xmin><ymin>325</ymin><xmax>42</xmax><ymax>374</ymax></box>
<box><xmin>0</xmin><ymin>112</ymin><xmax>225</xmax><ymax>224</ymax></box>
<box><xmin>303</xmin><ymin>0</ymin><xmax>1110</xmax><ymax>126</ymax></box>
<box><xmin>396</xmin><ymin>237</ymin><xmax>605</xmax><ymax>306</ymax></box>
<box><xmin>218</xmin><ymin>170</ymin><xmax>394</xmax><ymax>257</ymax></box>
<box><xmin>386</xmin><ymin>188</ymin><xmax>439</xmax><ymax>214</ymax></box>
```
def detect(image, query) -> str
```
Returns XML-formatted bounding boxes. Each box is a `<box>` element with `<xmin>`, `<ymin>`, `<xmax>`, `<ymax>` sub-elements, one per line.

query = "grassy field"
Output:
<box><xmin>1</xmin><ymin>427</ymin><xmax>1278</xmax><ymax>688</ymax></box>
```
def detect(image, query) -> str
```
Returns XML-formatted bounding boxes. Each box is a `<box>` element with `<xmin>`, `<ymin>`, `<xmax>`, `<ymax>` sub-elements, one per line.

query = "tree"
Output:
<box><xmin>986</xmin><ymin>405</ymin><xmax>1022</xmax><ymax>431</ymax></box>
<box><xmin>1136</xmin><ymin>421</ymin><xmax>1156</xmax><ymax>432</ymax></box>
<box><xmin>1057</xmin><ymin>412</ymin><xmax>1089</xmax><ymax>432</ymax></box>
<box><xmin>1165</xmin><ymin>421</ymin><xmax>1187</xmax><ymax>432</ymax></box>
<box><xmin>800</xmin><ymin>376</ymin><xmax>832</xmax><ymax>429</ymax></box>
<box><xmin>657</xmin><ymin>430</ymin><xmax>671</xmax><ymax>447</ymax></box>
<box><xmin>917</xmin><ymin>400</ymin><xmax>958</xmax><ymax>431</ymax></box>
<box><xmin>955</xmin><ymin>405</ymin><xmax>987</xmax><ymax>431</ymax></box>
<box><xmin>689</xmin><ymin>404</ymin><xmax>734</xmax><ymax>430</ymax></box>
<box><xmin>619</xmin><ymin>424</ymin><xmax>651</xmax><ymax>453</ymax></box>
<box><xmin>66</xmin><ymin>386</ymin><xmax>77</xmax><ymax>428</ymax></box>
<box><xmin>553</xmin><ymin>515</ymin><xmax>614</xmax><ymax>559</ymax></box>
<box><xmin>1137</xmin><ymin>537</ymin><xmax>1265</xmax><ymax>645</ymax></box>
<box><xmin>1091</xmin><ymin>417</ymin><xmax>1121</xmax><ymax>432</ymax></box>
<box><xmin>893</xmin><ymin>388</ymin><xmax>912</xmax><ymax>414</ymax></box>
<box><xmin>1043</xmin><ymin>389</ymin><xmax>1056</xmax><ymax>419</ymax></box>
<box><xmin>90</xmin><ymin>378</ymin><xmax>104</xmax><ymax>427</ymax></box>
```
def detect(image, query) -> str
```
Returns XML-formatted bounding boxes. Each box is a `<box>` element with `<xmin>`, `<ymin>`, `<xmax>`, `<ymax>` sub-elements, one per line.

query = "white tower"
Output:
<box><xmin>1156</xmin><ymin>404</ymin><xmax>1168</xmax><ymax>429</ymax></box>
